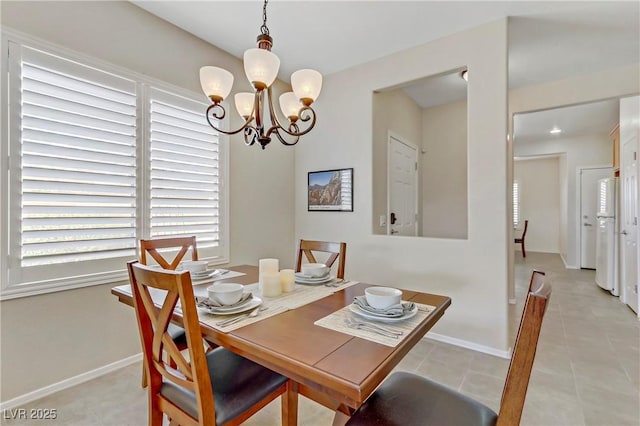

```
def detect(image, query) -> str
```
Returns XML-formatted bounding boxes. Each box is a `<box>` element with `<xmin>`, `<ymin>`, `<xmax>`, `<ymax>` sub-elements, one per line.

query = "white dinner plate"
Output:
<box><xmin>191</xmin><ymin>269</ymin><xmax>227</xmax><ymax>282</ymax></box>
<box><xmin>201</xmin><ymin>296</ymin><xmax>262</xmax><ymax>315</ymax></box>
<box><xmin>294</xmin><ymin>273</ymin><xmax>333</xmax><ymax>285</ymax></box>
<box><xmin>349</xmin><ymin>303</ymin><xmax>418</xmax><ymax>323</ymax></box>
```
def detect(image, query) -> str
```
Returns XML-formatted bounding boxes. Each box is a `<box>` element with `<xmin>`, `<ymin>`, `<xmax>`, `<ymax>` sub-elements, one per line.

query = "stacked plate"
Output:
<box><xmin>294</xmin><ymin>272</ymin><xmax>334</xmax><ymax>285</ymax></box>
<box><xmin>349</xmin><ymin>302</ymin><xmax>418</xmax><ymax>323</ymax></box>
<box><xmin>198</xmin><ymin>294</ymin><xmax>262</xmax><ymax>315</ymax></box>
<box><xmin>190</xmin><ymin>269</ymin><xmax>227</xmax><ymax>282</ymax></box>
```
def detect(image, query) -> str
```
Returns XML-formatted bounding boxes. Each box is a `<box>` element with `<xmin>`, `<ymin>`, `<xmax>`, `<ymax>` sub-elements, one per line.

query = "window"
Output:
<box><xmin>148</xmin><ymin>88</ymin><xmax>221</xmax><ymax>248</ymax></box>
<box><xmin>513</xmin><ymin>180</ymin><xmax>520</xmax><ymax>228</ymax></box>
<box><xmin>2</xmin><ymin>35</ymin><xmax>228</xmax><ymax>299</ymax></box>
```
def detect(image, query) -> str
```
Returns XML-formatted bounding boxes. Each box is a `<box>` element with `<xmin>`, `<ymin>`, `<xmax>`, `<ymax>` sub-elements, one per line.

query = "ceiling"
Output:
<box><xmin>131</xmin><ymin>0</ymin><xmax>638</xmax><ymax>143</ymax></box>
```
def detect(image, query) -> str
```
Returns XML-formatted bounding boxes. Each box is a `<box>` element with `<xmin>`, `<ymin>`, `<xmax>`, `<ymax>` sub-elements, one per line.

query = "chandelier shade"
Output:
<box><xmin>200</xmin><ymin>0</ymin><xmax>321</xmax><ymax>149</ymax></box>
<box><xmin>243</xmin><ymin>48</ymin><xmax>280</xmax><ymax>89</ymax></box>
<box><xmin>279</xmin><ymin>92</ymin><xmax>302</xmax><ymax>120</ymax></box>
<box><xmin>291</xmin><ymin>69</ymin><xmax>322</xmax><ymax>106</ymax></box>
<box><xmin>199</xmin><ymin>66</ymin><xmax>234</xmax><ymax>103</ymax></box>
<box><xmin>234</xmin><ymin>92</ymin><xmax>255</xmax><ymax>119</ymax></box>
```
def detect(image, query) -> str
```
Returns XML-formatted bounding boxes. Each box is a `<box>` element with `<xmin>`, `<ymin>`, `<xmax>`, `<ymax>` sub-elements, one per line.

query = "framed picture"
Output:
<box><xmin>308</xmin><ymin>168</ymin><xmax>353</xmax><ymax>212</ymax></box>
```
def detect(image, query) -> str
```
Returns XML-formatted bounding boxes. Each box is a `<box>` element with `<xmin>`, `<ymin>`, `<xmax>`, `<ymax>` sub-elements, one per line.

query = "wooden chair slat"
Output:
<box><xmin>296</xmin><ymin>239</ymin><xmax>347</xmax><ymax>279</ymax></box>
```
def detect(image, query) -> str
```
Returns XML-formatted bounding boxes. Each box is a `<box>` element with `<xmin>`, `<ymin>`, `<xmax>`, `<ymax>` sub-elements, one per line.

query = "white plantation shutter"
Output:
<box><xmin>148</xmin><ymin>88</ymin><xmax>220</xmax><ymax>249</ymax></box>
<box><xmin>20</xmin><ymin>50</ymin><xmax>138</xmax><ymax>267</ymax></box>
<box><xmin>3</xmin><ymin>37</ymin><xmax>228</xmax><ymax>298</ymax></box>
<box><xmin>513</xmin><ymin>180</ymin><xmax>520</xmax><ymax>228</ymax></box>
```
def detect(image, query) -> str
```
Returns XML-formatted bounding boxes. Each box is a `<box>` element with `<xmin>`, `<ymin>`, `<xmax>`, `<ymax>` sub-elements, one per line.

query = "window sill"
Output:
<box><xmin>0</xmin><ymin>256</ymin><xmax>230</xmax><ymax>301</ymax></box>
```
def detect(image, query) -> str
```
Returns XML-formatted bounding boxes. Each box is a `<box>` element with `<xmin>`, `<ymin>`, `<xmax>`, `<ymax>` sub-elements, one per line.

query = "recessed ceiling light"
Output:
<box><xmin>549</xmin><ymin>127</ymin><xmax>562</xmax><ymax>134</ymax></box>
<box><xmin>460</xmin><ymin>70</ymin><xmax>468</xmax><ymax>82</ymax></box>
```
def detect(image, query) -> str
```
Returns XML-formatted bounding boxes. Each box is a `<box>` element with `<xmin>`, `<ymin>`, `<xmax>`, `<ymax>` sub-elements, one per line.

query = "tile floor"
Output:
<box><xmin>2</xmin><ymin>252</ymin><xmax>638</xmax><ymax>425</ymax></box>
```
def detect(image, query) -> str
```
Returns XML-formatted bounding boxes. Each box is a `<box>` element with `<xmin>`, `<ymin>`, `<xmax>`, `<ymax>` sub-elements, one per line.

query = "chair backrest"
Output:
<box><xmin>140</xmin><ymin>236</ymin><xmax>198</xmax><ymax>270</ymax></box>
<box><xmin>295</xmin><ymin>239</ymin><xmax>347</xmax><ymax>279</ymax></box>
<box><xmin>521</xmin><ymin>220</ymin><xmax>529</xmax><ymax>239</ymax></box>
<box><xmin>497</xmin><ymin>272</ymin><xmax>552</xmax><ymax>426</ymax></box>
<box><xmin>528</xmin><ymin>270</ymin><xmax>545</xmax><ymax>292</ymax></box>
<box><xmin>127</xmin><ymin>261</ymin><xmax>215</xmax><ymax>425</ymax></box>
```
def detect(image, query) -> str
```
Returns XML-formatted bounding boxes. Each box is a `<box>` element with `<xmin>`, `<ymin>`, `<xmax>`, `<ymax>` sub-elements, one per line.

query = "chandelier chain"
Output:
<box><xmin>260</xmin><ymin>0</ymin><xmax>270</xmax><ymax>35</ymax></box>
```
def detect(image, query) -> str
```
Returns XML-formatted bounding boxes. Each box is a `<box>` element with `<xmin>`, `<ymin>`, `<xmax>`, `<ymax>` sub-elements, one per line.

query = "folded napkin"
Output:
<box><xmin>353</xmin><ymin>296</ymin><xmax>415</xmax><ymax>317</ymax></box>
<box><xmin>197</xmin><ymin>292</ymin><xmax>252</xmax><ymax>309</ymax></box>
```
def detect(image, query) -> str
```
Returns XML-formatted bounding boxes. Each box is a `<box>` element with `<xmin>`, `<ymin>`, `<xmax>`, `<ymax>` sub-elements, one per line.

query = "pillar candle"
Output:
<box><xmin>259</xmin><ymin>258</ymin><xmax>279</xmax><ymax>294</ymax></box>
<box><xmin>259</xmin><ymin>258</ymin><xmax>279</xmax><ymax>275</ymax></box>
<box><xmin>280</xmin><ymin>269</ymin><xmax>295</xmax><ymax>293</ymax></box>
<box><xmin>261</xmin><ymin>272</ymin><xmax>282</xmax><ymax>297</ymax></box>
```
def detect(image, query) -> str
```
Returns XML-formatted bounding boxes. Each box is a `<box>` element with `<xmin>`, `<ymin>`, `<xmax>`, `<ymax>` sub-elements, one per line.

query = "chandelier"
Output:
<box><xmin>199</xmin><ymin>0</ymin><xmax>322</xmax><ymax>149</ymax></box>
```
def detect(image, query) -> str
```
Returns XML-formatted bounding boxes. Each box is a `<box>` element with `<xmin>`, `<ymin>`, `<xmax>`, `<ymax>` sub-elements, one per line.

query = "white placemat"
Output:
<box><xmin>314</xmin><ymin>302</ymin><xmax>436</xmax><ymax>347</ymax></box>
<box><xmin>196</xmin><ymin>280</ymin><xmax>359</xmax><ymax>332</ymax></box>
<box><xmin>197</xmin><ymin>304</ymin><xmax>289</xmax><ymax>332</ymax></box>
<box><xmin>190</xmin><ymin>269</ymin><xmax>247</xmax><ymax>288</ymax></box>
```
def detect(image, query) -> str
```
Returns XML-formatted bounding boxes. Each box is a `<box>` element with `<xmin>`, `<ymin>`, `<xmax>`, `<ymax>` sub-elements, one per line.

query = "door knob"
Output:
<box><xmin>621</xmin><ymin>230</ymin><xmax>628</xmax><ymax>235</ymax></box>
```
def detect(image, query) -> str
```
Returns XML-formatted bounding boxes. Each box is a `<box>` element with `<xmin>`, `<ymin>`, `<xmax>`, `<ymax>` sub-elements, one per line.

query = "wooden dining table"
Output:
<box><xmin>111</xmin><ymin>265</ymin><xmax>451</xmax><ymax>424</ymax></box>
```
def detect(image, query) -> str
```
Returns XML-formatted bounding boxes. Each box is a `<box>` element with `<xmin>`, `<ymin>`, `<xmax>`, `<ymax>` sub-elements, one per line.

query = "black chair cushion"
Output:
<box><xmin>166</xmin><ymin>323</ymin><xmax>186</xmax><ymax>346</ymax></box>
<box><xmin>160</xmin><ymin>347</ymin><xmax>287</xmax><ymax>425</ymax></box>
<box><xmin>346</xmin><ymin>372</ymin><xmax>498</xmax><ymax>426</ymax></box>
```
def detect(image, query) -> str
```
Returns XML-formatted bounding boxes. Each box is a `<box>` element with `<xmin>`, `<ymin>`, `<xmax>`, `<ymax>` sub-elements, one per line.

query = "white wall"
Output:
<box><xmin>514</xmin><ymin>157</ymin><xmax>561</xmax><ymax>254</ymax></box>
<box><xmin>422</xmin><ymin>99</ymin><xmax>468</xmax><ymax>239</ymax></box>
<box><xmin>0</xmin><ymin>1</ymin><xmax>295</xmax><ymax>402</ymax></box>
<box><xmin>514</xmin><ymin>135</ymin><xmax>611</xmax><ymax>267</ymax></box>
<box><xmin>372</xmin><ymin>90</ymin><xmax>422</xmax><ymax>235</ymax></box>
<box><xmin>559</xmin><ymin>154</ymin><xmax>569</xmax><ymax>259</ymax></box>
<box><xmin>296</xmin><ymin>20</ymin><xmax>509</xmax><ymax>354</ymax></box>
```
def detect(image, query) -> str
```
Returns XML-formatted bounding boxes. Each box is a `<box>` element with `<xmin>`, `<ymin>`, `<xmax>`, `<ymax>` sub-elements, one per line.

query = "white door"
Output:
<box><xmin>620</xmin><ymin>108</ymin><xmax>639</xmax><ymax>314</ymax></box>
<box><xmin>388</xmin><ymin>135</ymin><xmax>417</xmax><ymax>236</ymax></box>
<box><xmin>580</xmin><ymin>167</ymin><xmax>613</xmax><ymax>269</ymax></box>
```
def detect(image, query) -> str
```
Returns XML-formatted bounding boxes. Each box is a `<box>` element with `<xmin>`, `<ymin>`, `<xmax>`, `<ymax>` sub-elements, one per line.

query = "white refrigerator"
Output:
<box><xmin>595</xmin><ymin>177</ymin><xmax>618</xmax><ymax>295</ymax></box>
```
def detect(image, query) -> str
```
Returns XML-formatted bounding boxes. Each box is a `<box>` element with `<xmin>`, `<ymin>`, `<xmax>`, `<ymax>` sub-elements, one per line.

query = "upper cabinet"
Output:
<box><xmin>611</xmin><ymin>124</ymin><xmax>620</xmax><ymax>176</ymax></box>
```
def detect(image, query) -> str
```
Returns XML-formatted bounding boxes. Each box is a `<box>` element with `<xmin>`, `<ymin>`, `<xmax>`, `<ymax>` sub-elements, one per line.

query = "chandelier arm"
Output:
<box><xmin>271</xmin><ymin>128</ymin><xmax>300</xmax><ymax>146</ymax></box>
<box><xmin>243</xmin><ymin>127</ymin><xmax>259</xmax><ymax>146</ymax></box>
<box><xmin>266</xmin><ymin>105</ymin><xmax>317</xmax><ymax>138</ymax></box>
<box><xmin>205</xmin><ymin>103</ymin><xmax>254</xmax><ymax>136</ymax></box>
<box><xmin>263</xmin><ymin>86</ymin><xmax>316</xmax><ymax>140</ymax></box>
<box><xmin>265</xmin><ymin>85</ymin><xmax>286</xmax><ymax>133</ymax></box>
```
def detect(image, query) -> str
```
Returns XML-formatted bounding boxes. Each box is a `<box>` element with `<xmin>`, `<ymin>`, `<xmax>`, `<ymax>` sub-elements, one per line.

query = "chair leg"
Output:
<box><xmin>281</xmin><ymin>380</ymin><xmax>299</xmax><ymax>426</ymax></box>
<box><xmin>521</xmin><ymin>241</ymin><xmax>526</xmax><ymax>258</ymax></box>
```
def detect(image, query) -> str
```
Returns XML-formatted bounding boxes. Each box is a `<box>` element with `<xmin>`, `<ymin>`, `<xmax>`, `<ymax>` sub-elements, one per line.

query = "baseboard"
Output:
<box><xmin>560</xmin><ymin>254</ymin><xmax>578</xmax><ymax>269</ymax></box>
<box><xmin>425</xmin><ymin>332</ymin><xmax>511</xmax><ymax>359</ymax></box>
<box><xmin>0</xmin><ymin>353</ymin><xmax>142</xmax><ymax>411</ymax></box>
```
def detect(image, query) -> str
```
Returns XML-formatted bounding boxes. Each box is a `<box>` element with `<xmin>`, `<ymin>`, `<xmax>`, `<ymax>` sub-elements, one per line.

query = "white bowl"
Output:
<box><xmin>181</xmin><ymin>260</ymin><xmax>208</xmax><ymax>274</ymax></box>
<box><xmin>301</xmin><ymin>263</ymin><xmax>329</xmax><ymax>278</ymax></box>
<box><xmin>365</xmin><ymin>287</ymin><xmax>402</xmax><ymax>310</ymax></box>
<box><xmin>208</xmin><ymin>283</ymin><xmax>244</xmax><ymax>305</ymax></box>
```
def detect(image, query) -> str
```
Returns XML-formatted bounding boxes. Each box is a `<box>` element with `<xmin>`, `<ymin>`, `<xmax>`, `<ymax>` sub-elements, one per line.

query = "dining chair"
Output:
<box><xmin>515</xmin><ymin>220</ymin><xmax>529</xmax><ymax>257</ymax></box>
<box><xmin>528</xmin><ymin>269</ymin><xmax>545</xmax><ymax>291</ymax></box>
<box><xmin>127</xmin><ymin>261</ymin><xmax>297</xmax><ymax>426</ymax></box>
<box><xmin>295</xmin><ymin>239</ymin><xmax>347</xmax><ymax>279</ymax></box>
<box><xmin>138</xmin><ymin>236</ymin><xmax>198</xmax><ymax>388</ymax></box>
<box><xmin>140</xmin><ymin>236</ymin><xmax>199</xmax><ymax>270</ymax></box>
<box><xmin>345</xmin><ymin>270</ymin><xmax>552</xmax><ymax>426</ymax></box>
